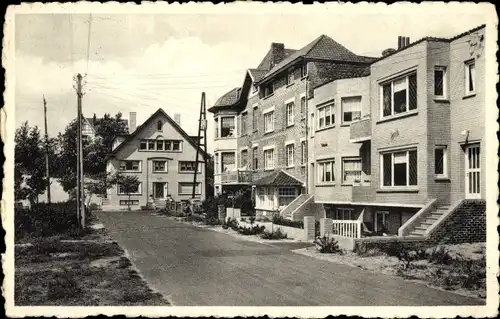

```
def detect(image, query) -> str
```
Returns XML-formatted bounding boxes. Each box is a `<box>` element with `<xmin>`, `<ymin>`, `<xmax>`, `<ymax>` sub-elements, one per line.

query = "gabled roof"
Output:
<box><xmin>248</xmin><ymin>69</ymin><xmax>268</xmax><ymax>83</ymax></box>
<box><xmin>256</xmin><ymin>47</ymin><xmax>296</xmax><ymax>70</ymax></box>
<box><xmin>311</xmin><ymin>62</ymin><xmax>371</xmax><ymax>90</ymax></box>
<box><xmin>108</xmin><ymin>108</ymin><xmax>207</xmax><ymax>158</ymax></box>
<box><xmin>253</xmin><ymin>170</ymin><xmax>303</xmax><ymax>186</ymax></box>
<box><xmin>257</xmin><ymin>35</ymin><xmax>374</xmax><ymax>84</ymax></box>
<box><xmin>84</xmin><ymin>117</ymin><xmax>128</xmax><ymax>132</ymax></box>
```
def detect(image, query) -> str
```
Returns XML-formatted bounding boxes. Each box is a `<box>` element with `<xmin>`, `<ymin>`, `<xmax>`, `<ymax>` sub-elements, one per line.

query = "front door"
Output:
<box><xmin>153</xmin><ymin>182</ymin><xmax>166</xmax><ymax>199</ymax></box>
<box><xmin>465</xmin><ymin>144</ymin><xmax>481</xmax><ymax>199</ymax></box>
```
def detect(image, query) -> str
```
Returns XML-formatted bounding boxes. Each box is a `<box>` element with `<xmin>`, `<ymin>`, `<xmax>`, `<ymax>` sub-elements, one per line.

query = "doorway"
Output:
<box><xmin>153</xmin><ymin>182</ymin><xmax>168</xmax><ymax>199</ymax></box>
<box><xmin>465</xmin><ymin>144</ymin><xmax>481</xmax><ymax>199</ymax></box>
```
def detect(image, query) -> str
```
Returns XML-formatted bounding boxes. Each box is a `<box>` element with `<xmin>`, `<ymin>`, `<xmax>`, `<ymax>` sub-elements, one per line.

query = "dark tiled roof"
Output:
<box><xmin>311</xmin><ymin>62</ymin><xmax>371</xmax><ymax>89</ymax></box>
<box><xmin>257</xmin><ymin>48</ymin><xmax>296</xmax><ymax>70</ymax></box>
<box><xmin>258</xmin><ymin>35</ymin><xmax>374</xmax><ymax>84</ymax></box>
<box><xmin>253</xmin><ymin>170</ymin><xmax>303</xmax><ymax>186</ymax></box>
<box><xmin>248</xmin><ymin>69</ymin><xmax>268</xmax><ymax>82</ymax></box>
<box><xmin>84</xmin><ymin>117</ymin><xmax>128</xmax><ymax>130</ymax></box>
<box><xmin>213</xmin><ymin>87</ymin><xmax>241</xmax><ymax>107</ymax></box>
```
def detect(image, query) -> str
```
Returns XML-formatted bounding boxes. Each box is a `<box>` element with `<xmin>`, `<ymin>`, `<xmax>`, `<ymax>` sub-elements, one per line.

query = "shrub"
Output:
<box><xmin>426</xmin><ymin>245</ymin><xmax>454</xmax><ymax>265</ymax></box>
<box><xmin>272</xmin><ymin>215</ymin><xmax>304</xmax><ymax>229</ymax></box>
<box><xmin>314</xmin><ymin>236</ymin><xmax>343</xmax><ymax>254</ymax></box>
<box><xmin>222</xmin><ymin>217</ymin><xmax>239</xmax><ymax>231</ymax></box>
<box><xmin>249</xmin><ymin>216</ymin><xmax>256</xmax><ymax>225</ymax></box>
<box><xmin>186</xmin><ymin>213</ymin><xmax>205</xmax><ymax>223</ymax></box>
<box><xmin>237</xmin><ymin>225</ymin><xmax>266</xmax><ymax>236</ymax></box>
<box><xmin>356</xmin><ymin>246</ymin><xmax>384</xmax><ymax>257</ymax></box>
<box><xmin>260</xmin><ymin>228</ymin><xmax>287</xmax><ymax>240</ymax></box>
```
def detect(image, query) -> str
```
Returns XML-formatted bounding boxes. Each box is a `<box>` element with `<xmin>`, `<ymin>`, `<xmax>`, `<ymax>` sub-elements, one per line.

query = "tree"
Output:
<box><xmin>115</xmin><ymin>174</ymin><xmax>140</xmax><ymax>211</ymax></box>
<box><xmin>14</xmin><ymin>122</ymin><xmax>49</xmax><ymax>204</ymax></box>
<box><xmin>84</xmin><ymin>171</ymin><xmax>117</xmax><ymax>206</ymax></box>
<box><xmin>205</xmin><ymin>154</ymin><xmax>214</xmax><ymax>199</ymax></box>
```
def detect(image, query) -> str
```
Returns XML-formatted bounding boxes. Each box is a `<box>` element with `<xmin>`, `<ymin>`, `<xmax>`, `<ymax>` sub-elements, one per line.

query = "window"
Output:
<box><xmin>157</xmin><ymin>120</ymin><xmax>163</xmax><ymax>131</ymax></box>
<box><xmin>118</xmin><ymin>182</ymin><xmax>142</xmax><ymax>195</ymax></box>
<box><xmin>381</xmin><ymin>149</ymin><xmax>418</xmax><ymax>187</ymax></box>
<box><xmin>214</xmin><ymin>153</ymin><xmax>219</xmax><ymax>174</ymax></box>
<box><xmin>278</xmin><ymin>187</ymin><xmax>296</xmax><ymax>207</ymax></box>
<box><xmin>287</xmin><ymin>70</ymin><xmax>294</xmax><ymax>85</ymax></box>
<box><xmin>139</xmin><ymin>140</ymin><xmax>147</xmax><ymax>150</ymax></box>
<box><xmin>375</xmin><ymin>211</ymin><xmax>389</xmax><ymax>232</ymax></box>
<box><xmin>318</xmin><ymin>160</ymin><xmax>335</xmax><ymax>183</ymax></box>
<box><xmin>178</xmin><ymin>182</ymin><xmax>201</xmax><ymax>195</ymax></box>
<box><xmin>139</xmin><ymin>139</ymin><xmax>182</xmax><ymax>152</ymax></box>
<box><xmin>465</xmin><ymin>60</ymin><xmax>476</xmax><ymax>94</ymax></box>
<box><xmin>252</xmin><ymin>147</ymin><xmax>258</xmax><ymax>170</ymax></box>
<box><xmin>172</xmin><ymin>141</ymin><xmax>181</xmax><ymax>151</ymax></box>
<box><xmin>119</xmin><ymin>160</ymin><xmax>140</xmax><ymax>172</ymax></box>
<box><xmin>214</xmin><ymin>118</ymin><xmax>219</xmax><ymax>138</ymax></box>
<box><xmin>179</xmin><ymin>161</ymin><xmax>200</xmax><ymax>173</ymax></box>
<box><xmin>240</xmin><ymin>149</ymin><xmax>248</xmax><ymax>167</ymax></box>
<box><xmin>342</xmin><ymin>158</ymin><xmax>362</xmax><ymax>184</ymax></box>
<box><xmin>148</xmin><ymin>140</ymin><xmax>155</xmax><ymax>150</ymax></box>
<box><xmin>221</xmin><ymin>116</ymin><xmax>235</xmax><ymax>138</ymax></box>
<box><xmin>334</xmin><ymin>208</ymin><xmax>354</xmax><ymax>220</ymax></box>
<box><xmin>381</xmin><ymin>72</ymin><xmax>417</xmax><ymax>117</ymax></box>
<box><xmin>119</xmin><ymin>200</ymin><xmax>139</xmax><ymax>206</ymax></box>
<box><xmin>286</xmin><ymin>102</ymin><xmax>294</xmax><ymax>126</ymax></box>
<box><xmin>153</xmin><ymin>160</ymin><xmax>168</xmax><ymax>172</ymax></box>
<box><xmin>301</xmin><ymin>141</ymin><xmax>307</xmax><ymax>165</ymax></box>
<box><xmin>341</xmin><ymin>96</ymin><xmax>362</xmax><ymax>124</ymax></box>
<box><xmin>252</xmin><ymin>106</ymin><xmax>258</xmax><ymax>131</ymax></box>
<box><xmin>263</xmin><ymin>83</ymin><xmax>274</xmax><ymax>97</ymax></box>
<box><xmin>434</xmin><ymin>66</ymin><xmax>447</xmax><ymax>98</ymax></box>
<box><xmin>221</xmin><ymin>152</ymin><xmax>235</xmax><ymax>172</ymax></box>
<box><xmin>286</xmin><ymin>143</ymin><xmax>294</xmax><ymax>167</ymax></box>
<box><xmin>258</xmin><ymin>187</ymin><xmax>274</xmax><ymax>208</ymax></box>
<box><xmin>435</xmin><ymin>146</ymin><xmax>448</xmax><ymax>177</ymax></box>
<box><xmin>301</xmin><ymin>64</ymin><xmax>308</xmax><ymax>78</ymax></box>
<box><xmin>241</xmin><ymin>112</ymin><xmax>248</xmax><ymax>135</ymax></box>
<box><xmin>317</xmin><ymin>103</ymin><xmax>335</xmax><ymax>130</ymax></box>
<box><xmin>264</xmin><ymin>148</ymin><xmax>275</xmax><ymax>170</ymax></box>
<box><xmin>264</xmin><ymin>111</ymin><xmax>274</xmax><ymax>133</ymax></box>
<box><xmin>156</xmin><ymin>140</ymin><xmax>164</xmax><ymax>151</ymax></box>
<box><xmin>300</xmin><ymin>96</ymin><xmax>306</xmax><ymax>115</ymax></box>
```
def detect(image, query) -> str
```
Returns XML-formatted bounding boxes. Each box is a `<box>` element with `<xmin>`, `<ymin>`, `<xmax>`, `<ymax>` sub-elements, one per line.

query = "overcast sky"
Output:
<box><xmin>14</xmin><ymin>5</ymin><xmax>490</xmax><ymax>152</ymax></box>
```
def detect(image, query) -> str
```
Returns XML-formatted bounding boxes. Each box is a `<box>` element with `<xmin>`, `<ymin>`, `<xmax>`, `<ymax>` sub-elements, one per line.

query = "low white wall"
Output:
<box><xmin>329</xmin><ymin>234</ymin><xmax>355</xmax><ymax>251</ymax></box>
<box><xmin>239</xmin><ymin>220</ymin><xmax>306</xmax><ymax>241</ymax></box>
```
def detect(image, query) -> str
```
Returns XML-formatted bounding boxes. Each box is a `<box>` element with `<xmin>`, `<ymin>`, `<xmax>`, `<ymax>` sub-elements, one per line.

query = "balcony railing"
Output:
<box><xmin>219</xmin><ymin>170</ymin><xmax>254</xmax><ymax>184</ymax></box>
<box><xmin>350</xmin><ymin>114</ymin><xmax>371</xmax><ymax>143</ymax></box>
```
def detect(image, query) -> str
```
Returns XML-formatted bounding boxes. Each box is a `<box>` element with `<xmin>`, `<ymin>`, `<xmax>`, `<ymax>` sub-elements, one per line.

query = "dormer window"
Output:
<box><xmin>157</xmin><ymin>120</ymin><xmax>163</xmax><ymax>131</ymax></box>
<box><xmin>287</xmin><ymin>69</ymin><xmax>295</xmax><ymax>86</ymax></box>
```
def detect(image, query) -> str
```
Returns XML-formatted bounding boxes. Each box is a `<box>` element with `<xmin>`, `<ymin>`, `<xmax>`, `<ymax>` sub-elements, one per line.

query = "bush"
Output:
<box><xmin>260</xmin><ymin>228</ymin><xmax>287</xmax><ymax>240</ymax></box>
<box><xmin>186</xmin><ymin>213</ymin><xmax>205</xmax><ymax>223</ymax></box>
<box><xmin>314</xmin><ymin>236</ymin><xmax>343</xmax><ymax>254</ymax></box>
<box><xmin>237</xmin><ymin>225</ymin><xmax>266</xmax><ymax>236</ymax></box>
<box><xmin>426</xmin><ymin>245</ymin><xmax>454</xmax><ymax>265</ymax></box>
<box><xmin>272</xmin><ymin>215</ymin><xmax>304</xmax><ymax>229</ymax></box>
<box><xmin>222</xmin><ymin>217</ymin><xmax>239</xmax><ymax>231</ymax></box>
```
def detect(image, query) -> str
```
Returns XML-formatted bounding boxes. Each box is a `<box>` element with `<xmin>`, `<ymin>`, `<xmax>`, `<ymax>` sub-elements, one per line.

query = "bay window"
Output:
<box><xmin>381</xmin><ymin>72</ymin><xmax>417</xmax><ymax>117</ymax></box>
<box><xmin>278</xmin><ymin>187</ymin><xmax>296</xmax><ymax>207</ymax></box>
<box><xmin>317</xmin><ymin>102</ymin><xmax>335</xmax><ymax>130</ymax></box>
<box><xmin>221</xmin><ymin>116</ymin><xmax>235</xmax><ymax>137</ymax></box>
<box><xmin>381</xmin><ymin>149</ymin><xmax>418</xmax><ymax>187</ymax></box>
<box><xmin>221</xmin><ymin>152</ymin><xmax>235</xmax><ymax>172</ymax></box>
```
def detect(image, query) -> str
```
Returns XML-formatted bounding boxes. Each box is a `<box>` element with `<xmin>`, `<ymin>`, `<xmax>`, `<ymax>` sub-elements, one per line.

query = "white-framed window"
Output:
<box><xmin>318</xmin><ymin>159</ymin><xmax>335</xmax><ymax>183</ymax></box>
<box><xmin>118</xmin><ymin>182</ymin><xmax>142</xmax><ymax>195</ymax></box>
<box><xmin>300</xmin><ymin>140</ymin><xmax>307</xmax><ymax>165</ymax></box>
<box><xmin>286</xmin><ymin>102</ymin><xmax>295</xmax><ymax>126</ymax></box>
<box><xmin>317</xmin><ymin>102</ymin><xmax>335</xmax><ymax>130</ymax></box>
<box><xmin>465</xmin><ymin>60</ymin><xmax>476</xmax><ymax>95</ymax></box>
<box><xmin>119</xmin><ymin>160</ymin><xmax>141</xmax><ymax>172</ymax></box>
<box><xmin>139</xmin><ymin>140</ymin><xmax>147</xmax><ymax>150</ymax></box>
<box><xmin>214</xmin><ymin>118</ymin><xmax>219</xmax><ymax>138</ymax></box>
<box><xmin>221</xmin><ymin>152</ymin><xmax>236</xmax><ymax>172</ymax></box>
<box><xmin>179</xmin><ymin>161</ymin><xmax>200</xmax><ymax>173</ymax></box>
<box><xmin>285</xmin><ymin>143</ymin><xmax>294</xmax><ymax>167</ymax></box>
<box><xmin>264</xmin><ymin>148</ymin><xmax>275</xmax><ymax>170</ymax></box>
<box><xmin>434</xmin><ymin>146</ymin><xmax>448</xmax><ymax>178</ymax></box>
<box><xmin>172</xmin><ymin>141</ymin><xmax>181</xmax><ymax>151</ymax></box>
<box><xmin>157</xmin><ymin>120</ymin><xmax>163</xmax><ymax>131</ymax></box>
<box><xmin>287</xmin><ymin>70</ymin><xmax>294</xmax><ymax>85</ymax></box>
<box><xmin>252</xmin><ymin>105</ymin><xmax>258</xmax><ymax>131</ymax></box>
<box><xmin>300</xmin><ymin>95</ymin><xmax>306</xmax><ymax>116</ymax></box>
<box><xmin>240</xmin><ymin>112</ymin><xmax>248</xmax><ymax>136</ymax></box>
<box><xmin>139</xmin><ymin>139</ymin><xmax>182</xmax><ymax>152</ymax></box>
<box><xmin>178</xmin><ymin>182</ymin><xmax>201</xmax><ymax>195</ymax></box>
<box><xmin>374</xmin><ymin>211</ymin><xmax>389</xmax><ymax>232</ymax></box>
<box><xmin>278</xmin><ymin>187</ymin><xmax>296</xmax><ymax>207</ymax></box>
<box><xmin>334</xmin><ymin>208</ymin><xmax>354</xmax><ymax>220</ymax></box>
<box><xmin>148</xmin><ymin>140</ymin><xmax>155</xmax><ymax>150</ymax></box>
<box><xmin>380</xmin><ymin>72</ymin><xmax>417</xmax><ymax>118</ymax></box>
<box><xmin>153</xmin><ymin>160</ymin><xmax>168</xmax><ymax>173</ymax></box>
<box><xmin>381</xmin><ymin>149</ymin><xmax>418</xmax><ymax>187</ymax></box>
<box><xmin>252</xmin><ymin>146</ymin><xmax>258</xmax><ymax>170</ymax></box>
<box><xmin>221</xmin><ymin>116</ymin><xmax>235</xmax><ymax>138</ymax></box>
<box><xmin>240</xmin><ymin>149</ymin><xmax>248</xmax><ymax>167</ymax></box>
<box><xmin>342</xmin><ymin>158</ymin><xmax>362</xmax><ymax>184</ymax></box>
<box><xmin>301</xmin><ymin>64</ymin><xmax>308</xmax><ymax>78</ymax></box>
<box><xmin>434</xmin><ymin>66</ymin><xmax>447</xmax><ymax>98</ymax></box>
<box><xmin>341</xmin><ymin>96</ymin><xmax>362</xmax><ymax>124</ymax></box>
<box><xmin>264</xmin><ymin>110</ymin><xmax>274</xmax><ymax>133</ymax></box>
<box><xmin>156</xmin><ymin>139</ymin><xmax>164</xmax><ymax>151</ymax></box>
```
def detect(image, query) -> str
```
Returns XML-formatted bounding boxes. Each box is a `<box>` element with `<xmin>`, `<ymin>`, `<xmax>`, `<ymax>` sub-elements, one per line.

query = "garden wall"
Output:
<box><xmin>239</xmin><ymin>221</ymin><xmax>306</xmax><ymax>241</ymax></box>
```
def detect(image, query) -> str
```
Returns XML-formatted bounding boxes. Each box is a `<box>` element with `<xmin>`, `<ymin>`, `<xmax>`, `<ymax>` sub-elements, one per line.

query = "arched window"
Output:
<box><xmin>157</xmin><ymin>120</ymin><xmax>163</xmax><ymax>131</ymax></box>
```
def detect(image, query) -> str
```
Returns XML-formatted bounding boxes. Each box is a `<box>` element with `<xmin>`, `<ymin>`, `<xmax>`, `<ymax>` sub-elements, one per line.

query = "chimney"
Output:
<box><xmin>129</xmin><ymin>112</ymin><xmax>137</xmax><ymax>133</ymax></box>
<box><xmin>398</xmin><ymin>36</ymin><xmax>411</xmax><ymax>50</ymax></box>
<box><xmin>270</xmin><ymin>43</ymin><xmax>285</xmax><ymax>69</ymax></box>
<box><xmin>174</xmin><ymin>113</ymin><xmax>181</xmax><ymax>126</ymax></box>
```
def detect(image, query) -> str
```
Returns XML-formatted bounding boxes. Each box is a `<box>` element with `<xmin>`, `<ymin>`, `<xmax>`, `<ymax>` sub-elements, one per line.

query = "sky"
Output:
<box><xmin>14</xmin><ymin>5</ymin><xmax>491</xmax><ymax>153</ymax></box>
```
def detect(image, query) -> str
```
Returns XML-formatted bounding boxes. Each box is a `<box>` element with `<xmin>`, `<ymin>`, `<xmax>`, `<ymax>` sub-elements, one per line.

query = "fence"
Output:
<box><xmin>331</xmin><ymin>220</ymin><xmax>362</xmax><ymax>239</ymax></box>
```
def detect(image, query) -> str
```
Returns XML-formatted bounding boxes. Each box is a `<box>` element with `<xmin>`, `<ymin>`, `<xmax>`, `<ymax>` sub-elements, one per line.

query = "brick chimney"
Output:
<box><xmin>397</xmin><ymin>36</ymin><xmax>411</xmax><ymax>50</ymax></box>
<box><xmin>174</xmin><ymin>113</ymin><xmax>181</xmax><ymax>126</ymax></box>
<box><xmin>270</xmin><ymin>43</ymin><xmax>285</xmax><ymax>69</ymax></box>
<box><xmin>129</xmin><ymin>112</ymin><xmax>137</xmax><ymax>133</ymax></box>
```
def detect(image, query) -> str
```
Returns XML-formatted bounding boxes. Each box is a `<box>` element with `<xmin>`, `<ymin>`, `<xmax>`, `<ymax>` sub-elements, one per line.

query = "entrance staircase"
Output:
<box><xmin>407</xmin><ymin>204</ymin><xmax>452</xmax><ymax>236</ymax></box>
<box><xmin>281</xmin><ymin>194</ymin><xmax>326</xmax><ymax>222</ymax></box>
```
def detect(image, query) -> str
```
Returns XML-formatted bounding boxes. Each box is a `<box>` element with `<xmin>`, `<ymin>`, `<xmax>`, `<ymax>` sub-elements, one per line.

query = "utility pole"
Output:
<box><xmin>192</xmin><ymin>92</ymin><xmax>207</xmax><ymax>200</ymax></box>
<box><xmin>43</xmin><ymin>95</ymin><xmax>51</xmax><ymax>204</ymax></box>
<box><xmin>75</xmin><ymin>73</ymin><xmax>85</xmax><ymax>228</ymax></box>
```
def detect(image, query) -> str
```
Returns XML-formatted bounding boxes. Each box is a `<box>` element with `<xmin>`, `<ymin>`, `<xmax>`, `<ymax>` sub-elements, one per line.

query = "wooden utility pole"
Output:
<box><xmin>192</xmin><ymin>92</ymin><xmax>207</xmax><ymax>199</ymax></box>
<box><xmin>43</xmin><ymin>95</ymin><xmax>51</xmax><ymax>204</ymax></box>
<box><xmin>75</xmin><ymin>74</ymin><xmax>85</xmax><ymax>228</ymax></box>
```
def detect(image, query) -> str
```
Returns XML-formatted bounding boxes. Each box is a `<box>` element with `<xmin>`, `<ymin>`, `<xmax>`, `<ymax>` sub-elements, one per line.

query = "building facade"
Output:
<box><xmin>309</xmin><ymin>25</ymin><xmax>486</xmax><ymax>237</ymax></box>
<box><xmin>103</xmin><ymin>108</ymin><xmax>206</xmax><ymax>210</ymax></box>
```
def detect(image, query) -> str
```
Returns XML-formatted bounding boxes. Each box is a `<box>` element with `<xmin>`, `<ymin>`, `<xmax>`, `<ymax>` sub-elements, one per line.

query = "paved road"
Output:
<box><xmin>97</xmin><ymin>211</ymin><xmax>484</xmax><ymax>306</ymax></box>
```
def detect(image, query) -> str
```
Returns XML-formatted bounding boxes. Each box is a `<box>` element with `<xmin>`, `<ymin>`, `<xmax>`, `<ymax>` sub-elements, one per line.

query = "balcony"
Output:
<box><xmin>219</xmin><ymin>170</ymin><xmax>254</xmax><ymax>185</ymax></box>
<box><xmin>350</xmin><ymin>115</ymin><xmax>371</xmax><ymax>143</ymax></box>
